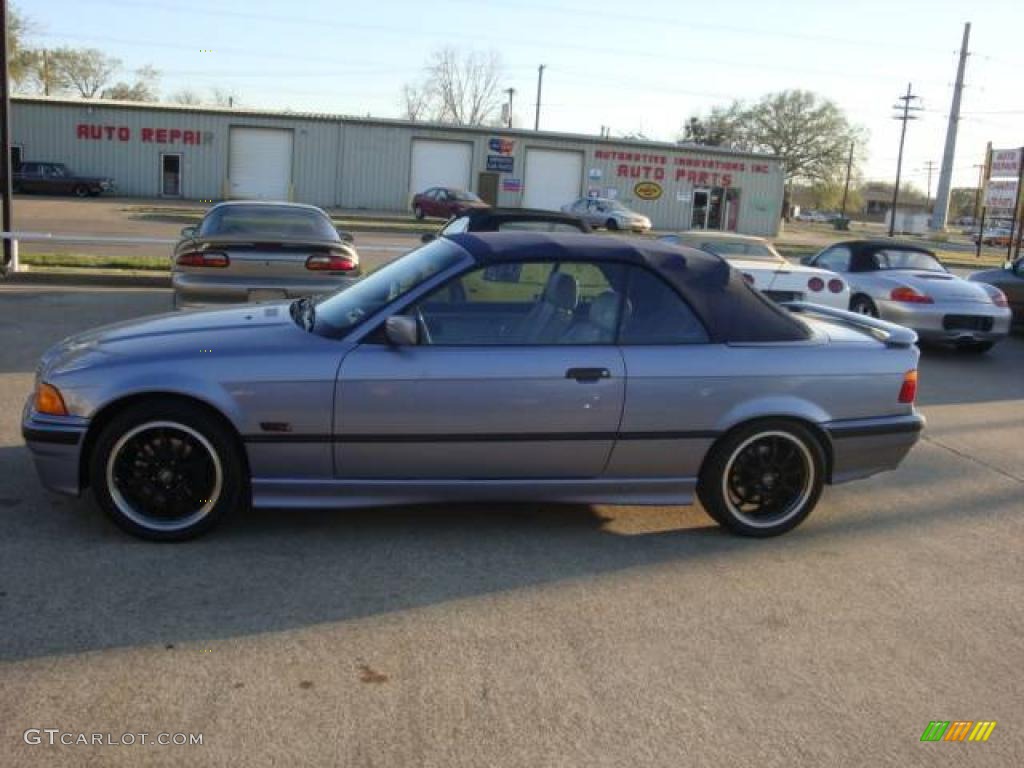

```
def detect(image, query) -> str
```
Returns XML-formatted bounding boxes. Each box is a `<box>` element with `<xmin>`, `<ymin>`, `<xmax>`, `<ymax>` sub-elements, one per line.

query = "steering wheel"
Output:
<box><xmin>415</xmin><ymin>307</ymin><xmax>433</xmax><ymax>345</ymax></box>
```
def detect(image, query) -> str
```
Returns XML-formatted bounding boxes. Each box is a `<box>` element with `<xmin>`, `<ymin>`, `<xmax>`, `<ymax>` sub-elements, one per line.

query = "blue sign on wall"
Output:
<box><xmin>486</xmin><ymin>155</ymin><xmax>514</xmax><ymax>173</ymax></box>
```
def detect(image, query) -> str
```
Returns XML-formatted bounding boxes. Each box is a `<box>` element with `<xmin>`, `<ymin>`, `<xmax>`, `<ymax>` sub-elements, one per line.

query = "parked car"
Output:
<box><xmin>420</xmin><ymin>207</ymin><xmax>590</xmax><ymax>243</ymax></box>
<box><xmin>562</xmin><ymin>197</ymin><xmax>652</xmax><ymax>232</ymax></box>
<box><xmin>13</xmin><ymin>161</ymin><xmax>114</xmax><ymax>197</ymax></box>
<box><xmin>411</xmin><ymin>187</ymin><xmax>489</xmax><ymax>220</ymax></box>
<box><xmin>803</xmin><ymin>240</ymin><xmax>1011</xmax><ymax>352</ymax></box>
<box><xmin>969</xmin><ymin>257</ymin><xmax>1024</xmax><ymax>329</ymax></box>
<box><xmin>171</xmin><ymin>201</ymin><xmax>359</xmax><ymax>308</ymax></box>
<box><xmin>973</xmin><ymin>226</ymin><xmax>1014</xmax><ymax>247</ymax></box>
<box><xmin>659</xmin><ymin>232</ymin><xmax>850</xmax><ymax>309</ymax></box>
<box><xmin>24</xmin><ymin>232</ymin><xmax>923</xmax><ymax>541</ymax></box>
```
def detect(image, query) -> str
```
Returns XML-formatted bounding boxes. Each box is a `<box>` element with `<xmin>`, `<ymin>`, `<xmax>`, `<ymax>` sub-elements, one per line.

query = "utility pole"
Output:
<box><xmin>840</xmin><ymin>142</ymin><xmax>855</xmax><ymax>218</ymax></box>
<box><xmin>42</xmin><ymin>50</ymin><xmax>50</xmax><ymax>96</ymax></box>
<box><xmin>930</xmin><ymin>22</ymin><xmax>971</xmax><ymax>231</ymax></box>
<box><xmin>975</xmin><ymin>142</ymin><xmax>991</xmax><ymax>259</ymax></box>
<box><xmin>0</xmin><ymin>0</ymin><xmax>14</xmax><ymax>273</ymax></box>
<box><xmin>534</xmin><ymin>64</ymin><xmax>545</xmax><ymax>131</ymax></box>
<box><xmin>889</xmin><ymin>82</ymin><xmax>922</xmax><ymax>237</ymax></box>
<box><xmin>504</xmin><ymin>88</ymin><xmax>515</xmax><ymax>129</ymax></box>
<box><xmin>922</xmin><ymin>160</ymin><xmax>938</xmax><ymax>208</ymax></box>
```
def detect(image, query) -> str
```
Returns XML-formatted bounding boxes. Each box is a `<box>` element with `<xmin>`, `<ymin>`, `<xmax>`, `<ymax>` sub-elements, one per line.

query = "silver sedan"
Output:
<box><xmin>804</xmin><ymin>240</ymin><xmax>1011</xmax><ymax>352</ymax></box>
<box><xmin>24</xmin><ymin>232</ymin><xmax>922</xmax><ymax>541</ymax></box>
<box><xmin>172</xmin><ymin>201</ymin><xmax>360</xmax><ymax>308</ymax></box>
<box><xmin>562</xmin><ymin>198</ymin><xmax>652</xmax><ymax>232</ymax></box>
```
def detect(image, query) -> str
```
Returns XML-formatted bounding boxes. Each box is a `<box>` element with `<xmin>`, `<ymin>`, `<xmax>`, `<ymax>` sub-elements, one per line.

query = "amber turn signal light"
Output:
<box><xmin>35</xmin><ymin>382</ymin><xmax>68</xmax><ymax>416</ymax></box>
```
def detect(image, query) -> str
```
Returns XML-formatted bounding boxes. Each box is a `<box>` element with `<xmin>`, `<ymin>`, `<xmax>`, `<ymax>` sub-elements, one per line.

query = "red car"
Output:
<box><xmin>411</xmin><ymin>187</ymin><xmax>489</xmax><ymax>220</ymax></box>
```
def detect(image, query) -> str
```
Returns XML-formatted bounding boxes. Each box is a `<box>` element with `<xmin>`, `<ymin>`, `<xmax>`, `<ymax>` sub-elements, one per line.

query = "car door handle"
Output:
<box><xmin>566</xmin><ymin>367</ymin><xmax>611</xmax><ymax>382</ymax></box>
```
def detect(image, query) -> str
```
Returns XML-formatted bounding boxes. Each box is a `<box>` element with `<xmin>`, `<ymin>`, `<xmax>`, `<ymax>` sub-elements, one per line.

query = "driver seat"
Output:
<box><xmin>515</xmin><ymin>271</ymin><xmax>579</xmax><ymax>343</ymax></box>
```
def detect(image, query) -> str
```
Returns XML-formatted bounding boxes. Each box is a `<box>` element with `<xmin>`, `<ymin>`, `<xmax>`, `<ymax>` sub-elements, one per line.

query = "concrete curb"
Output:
<box><xmin>6</xmin><ymin>270</ymin><xmax>171</xmax><ymax>288</ymax></box>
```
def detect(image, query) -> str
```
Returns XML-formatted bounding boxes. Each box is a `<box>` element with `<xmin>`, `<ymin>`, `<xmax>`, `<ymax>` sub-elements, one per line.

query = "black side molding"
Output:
<box><xmin>22</xmin><ymin>427</ymin><xmax>83</xmax><ymax>445</ymax></box>
<box><xmin>825</xmin><ymin>418</ymin><xmax>924</xmax><ymax>440</ymax></box>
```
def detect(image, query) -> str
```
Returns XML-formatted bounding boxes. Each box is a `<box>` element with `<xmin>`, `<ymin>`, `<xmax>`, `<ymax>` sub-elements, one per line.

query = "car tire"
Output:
<box><xmin>73</xmin><ymin>184</ymin><xmax>90</xmax><ymax>198</ymax></box>
<box><xmin>89</xmin><ymin>401</ymin><xmax>246</xmax><ymax>541</ymax></box>
<box><xmin>414</xmin><ymin>205</ymin><xmax>425</xmax><ymax>220</ymax></box>
<box><xmin>698</xmin><ymin>419</ymin><xmax>826</xmax><ymax>537</ymax></box>
<box><xmin>849</xmin><ymin>295</ymin><xmax>879</xmax><ymax>318</ymax></box>
<box><xmin>606</xmin><ymin>218</ymin><xmax>619</xmax><ymax>231</ymax></box>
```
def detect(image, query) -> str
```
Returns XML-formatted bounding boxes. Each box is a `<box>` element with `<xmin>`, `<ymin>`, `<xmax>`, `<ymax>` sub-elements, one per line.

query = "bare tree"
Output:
<box><xmin>400</xmin><ymin>47</ymin><xmax>503</xmax><ymax>125</ymax></box>
<box><xmin>401</xmin><ymin>82</ymin><xmax>433</xmax><ymax>121</ymax></box>
<box><xmin>8</xmin><ymin>4</ymin><xmax>37</xmax><ymax>88</ymax></box>
<box><xmin>50</xmin><ymin>47</ymin><xmax>120</xmax><ymax>98</ymax></box>
<box><xmin>209</xmin><ymin>87</ymin><xmax>238</xmax><ymax>108</ymax></box>
<box><xmin>168</xmin><ymin>88</ymin><xmax>202</xmax><ymax>105</ymax></box>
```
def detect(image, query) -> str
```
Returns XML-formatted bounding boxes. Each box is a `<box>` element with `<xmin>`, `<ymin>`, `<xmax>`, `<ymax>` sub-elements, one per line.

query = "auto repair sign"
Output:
<box><xmin>990</xmin><ymin>148</ymin><xmax>1022</xmax><ymax>178</ymax></box>
<box><xmin>488</xmin><ymin>138</ymin><xmax>515</xmax><ymax>155</ymax></box>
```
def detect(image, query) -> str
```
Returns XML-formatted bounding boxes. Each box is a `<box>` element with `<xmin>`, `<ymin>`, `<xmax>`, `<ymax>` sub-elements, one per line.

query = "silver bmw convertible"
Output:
<box><xmin>23</xmin><ymin>233</ymin><xmax>924</xmax><ymax>541</ymax></box>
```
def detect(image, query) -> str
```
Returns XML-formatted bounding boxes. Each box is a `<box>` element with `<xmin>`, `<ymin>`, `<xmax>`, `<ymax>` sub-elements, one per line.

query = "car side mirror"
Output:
<box><xmin>421</xmin><ymin>233</ymin><xmax>436</xmax><ymax>244</ymax></box>
<box><xmin>336</xmin><ymin>228</ymin><xmax>354</xmax><ymax>243</ymax></box>
<box><xmin>1013</xmin><ymin>259</ymin><xmax>1024</xmax><ymax>276</ymax></box>
<box><xmin>180</xmin><ymin>226</ymin><xmax>197</xmax><ymax>238</ymax></box>
<box><xmin>385</xmin><ymin>315</ymin><xmax>419</xmax><ymax>346</ymax></box>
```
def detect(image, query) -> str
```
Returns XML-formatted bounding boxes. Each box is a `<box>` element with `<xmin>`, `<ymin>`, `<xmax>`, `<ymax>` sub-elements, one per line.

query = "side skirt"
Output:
<box><xmin>250</xmin><ymin>477</ymin><xmax>697</xmax><ymax>509</ymax></box>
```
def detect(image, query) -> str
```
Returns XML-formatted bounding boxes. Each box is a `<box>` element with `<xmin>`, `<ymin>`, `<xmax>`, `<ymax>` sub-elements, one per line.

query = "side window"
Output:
<box><xmin>416</xmin><ymin>261</ymin><xmax>625</xmax><ymax>345</ymax></box>
<box><xmin>816</xmin><ymin>246</ymin><xmax>851</xmax><ymax>272</ymax></box>
<box><xmin>619</xmin><ymin>267</ymin><xmax>709</xmax><ymax>345</ymax></box>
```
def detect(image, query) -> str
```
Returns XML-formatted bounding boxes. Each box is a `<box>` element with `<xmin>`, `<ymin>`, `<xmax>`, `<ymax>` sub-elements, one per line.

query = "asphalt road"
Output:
<box><xmin>0</xmin><ymin>283</ymin><xmax>1022</xmax><ymax>767</ymax></box>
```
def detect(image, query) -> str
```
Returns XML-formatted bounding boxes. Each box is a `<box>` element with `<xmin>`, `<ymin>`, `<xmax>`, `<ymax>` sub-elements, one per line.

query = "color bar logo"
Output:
<box><xmin>920</xmin><ymin>720</ymin><xmax>997</xmax><ymax>742</ymax></box>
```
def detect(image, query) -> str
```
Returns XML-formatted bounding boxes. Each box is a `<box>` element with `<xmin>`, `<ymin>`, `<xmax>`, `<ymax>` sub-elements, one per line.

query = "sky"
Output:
<box><xmin>22</xmin><ymin>0</ymin><xmax>1024</xmax><ymax>191</ymax></box>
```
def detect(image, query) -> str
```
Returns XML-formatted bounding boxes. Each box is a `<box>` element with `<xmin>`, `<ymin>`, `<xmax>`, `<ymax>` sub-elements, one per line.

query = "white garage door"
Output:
<box><xmin>228</xmin><ymin>127</ymin><xmax>293</xmax><ymax>200</ymax></box>
<box><xmin>410</xmin><ymin>140</ymin><xmax>473</xmax><ymax>195</ymax></box>
<box><xmin>523</xmin><ymin>149</ymin><xmax>583</xmax><ymax>211</ymax></box>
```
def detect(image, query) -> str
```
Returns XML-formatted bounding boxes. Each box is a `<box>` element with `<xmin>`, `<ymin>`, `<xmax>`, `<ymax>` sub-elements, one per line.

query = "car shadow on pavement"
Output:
<box><xmin>1</xmin><ymin>437</ymin><xmax>1021</xmax><ymax>665</ymax></box>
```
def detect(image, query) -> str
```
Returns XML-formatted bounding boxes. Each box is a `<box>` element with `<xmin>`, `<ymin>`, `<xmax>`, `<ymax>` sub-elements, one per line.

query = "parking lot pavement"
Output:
<box><xmin>1</xmin><ymin>283</ymin><xmax>1022</xmax><ymax>767</ymax></box>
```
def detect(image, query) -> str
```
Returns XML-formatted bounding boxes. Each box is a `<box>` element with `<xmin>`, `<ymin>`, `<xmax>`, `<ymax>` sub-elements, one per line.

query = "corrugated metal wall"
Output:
<box><xmin>12</xmin><ymin>98</ymin><xmax>783</xmax><ymax>235</ymax></box>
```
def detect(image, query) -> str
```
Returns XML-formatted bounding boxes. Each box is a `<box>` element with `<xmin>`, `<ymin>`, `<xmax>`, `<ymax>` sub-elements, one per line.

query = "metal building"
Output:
<box><xmin>12</xmin><ymin>96</ymin><xmax>785</xmax><ymax>235</ymax></box>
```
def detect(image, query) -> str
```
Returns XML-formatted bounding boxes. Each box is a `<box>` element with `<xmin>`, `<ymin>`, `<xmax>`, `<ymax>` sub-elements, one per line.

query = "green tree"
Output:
<box><xmin>50</xmin><ymin>47</ymin><xmax>121</xmax><ymax>98</ymax></box>
<box><xmin>103</xmin><ymin>65</ymin><xmax>160</xmax><ymax>102</ymax></box>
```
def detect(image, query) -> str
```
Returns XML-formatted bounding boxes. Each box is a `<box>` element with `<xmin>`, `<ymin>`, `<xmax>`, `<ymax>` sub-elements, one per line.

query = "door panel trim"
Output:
<box><xmin>244</xmin><ymin>429</ymin><xmax>721</xmax><ymax>443</ymax></box>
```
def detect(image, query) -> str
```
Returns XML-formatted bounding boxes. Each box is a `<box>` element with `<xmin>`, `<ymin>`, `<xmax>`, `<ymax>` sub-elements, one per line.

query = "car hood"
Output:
<box><xmin>884</xmin><ymin>270</ymin><xmax>995</xmax><ymax>303</ymax></box>
<box><xmin>39</xmin><ymin>302</ymin><xmax>304</xmax><ymax>378</ymax></box>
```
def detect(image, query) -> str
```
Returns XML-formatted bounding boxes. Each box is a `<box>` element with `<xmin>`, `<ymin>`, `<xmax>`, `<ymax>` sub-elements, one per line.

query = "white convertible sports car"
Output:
<box><xmin>660</xmin><ymin>232</ymin><xmax>850</xmax><ymax>309</ymax></box>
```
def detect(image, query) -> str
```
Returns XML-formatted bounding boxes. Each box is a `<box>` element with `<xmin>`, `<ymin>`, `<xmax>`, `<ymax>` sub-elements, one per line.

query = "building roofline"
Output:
<box><xmin>13</xmin><ymin>95</ymin><xmax>779</xmax><ymax>162</ymax></box>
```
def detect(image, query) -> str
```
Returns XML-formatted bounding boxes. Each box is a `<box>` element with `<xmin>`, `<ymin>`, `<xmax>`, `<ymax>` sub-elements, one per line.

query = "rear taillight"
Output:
<box><xmin>890</xmin><ymin>286</ymin><xmax>933</xmax><ymax>304</ymax></box>
<box><xmin>827</xmin><ymin>278</ymin><xmax>845</xmax><ymax>294</ymax></box>
<box><xmin>898</xmin><ymin>370</ymin><xmax>918</xmax><ymax>404</ymax></box>
<box><xmin>305</xmin><ymin>253</ymin><xmax>357</xmax><ymax>271</ymax></box>
<box><xmin>990</xmin><ymin>288</ymin><xmax>1008</xmax><ymax>308</ymax></box>
<box><xmin>176</xmin><ymin>251</ymin><xmax>229</xmax><ymax>268</ymax></box>
<box><xmin>807</xmin><ymin>276</ymin><xmax>824</xmax><ymax>292</ymax></box>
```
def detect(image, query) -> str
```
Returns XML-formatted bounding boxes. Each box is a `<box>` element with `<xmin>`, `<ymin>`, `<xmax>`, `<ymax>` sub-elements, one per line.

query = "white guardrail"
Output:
<box><xmin>0</xmin><ymin>231</ymin><xmax>408</xmax><ymax>272</ymax></box>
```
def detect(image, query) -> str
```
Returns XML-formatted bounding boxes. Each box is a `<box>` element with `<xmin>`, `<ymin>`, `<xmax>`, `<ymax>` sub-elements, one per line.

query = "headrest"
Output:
<box><xmin>589</xmin><ymin>291</ymin><xmax>622</xmax><ymax>331</ymax></box>
<box><xmin>544</xmin><ymin>272</ymin><xmax>579</xmax><ymax>310</ymax></box>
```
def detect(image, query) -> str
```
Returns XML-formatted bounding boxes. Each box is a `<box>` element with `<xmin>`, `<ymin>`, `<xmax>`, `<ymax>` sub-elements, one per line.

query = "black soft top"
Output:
<box><xmin>457</xmin><ymin>207</ymin><xmax>591</xmax><ymax>232</ymax></box>
<box><xmin>448</xmin><ymin>232</ymin><xmax>810</xmax><ymax>343</ymax></box>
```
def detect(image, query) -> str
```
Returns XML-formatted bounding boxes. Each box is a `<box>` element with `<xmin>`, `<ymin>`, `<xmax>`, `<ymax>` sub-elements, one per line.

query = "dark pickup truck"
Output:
<box><xmin>14</xmin><ymin>162</ymin><xmax>115</xmax><ymax>197</ymax></box>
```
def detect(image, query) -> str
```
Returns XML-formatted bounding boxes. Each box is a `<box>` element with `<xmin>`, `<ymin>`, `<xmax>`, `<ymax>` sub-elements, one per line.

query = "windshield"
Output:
<box><xmin>311</xmin><ymin>239</ymin><xmax>466</xmax><ymax>335</ymax></box>
<box><xmin>199</xmin><ymin>205</ymin><xmax>339</xmax><ymax>240</ymax></box>
<box><xmin>700</xmin><ymin>241</ymin><xmax>783</xmax><ymax>261</ymax></box>
<box><xmin>452</xmin><ymin>190</ymin><xmax>482</xmax><ymax>202</ymax></box>
<box><xmin>876</xmin><ymin>249</ymin><xmax>944</xmax><ymax>272</ymax></box>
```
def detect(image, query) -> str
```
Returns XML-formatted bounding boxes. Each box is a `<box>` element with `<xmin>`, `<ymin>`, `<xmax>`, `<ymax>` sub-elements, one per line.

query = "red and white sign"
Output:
<box><xmin>984</xmin><ymin>178</ymin><xmax>1018</xmax><ymax>211</ymax></box>
<box><xmin>76</xmin><ymin>124</ymin><xmax>208</xmax><ymax>145</ymax></box>
<box><xmin>990</xmin><ymin>148</ymin><xmax>1021</xmax><ymax>178</ymax></box>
